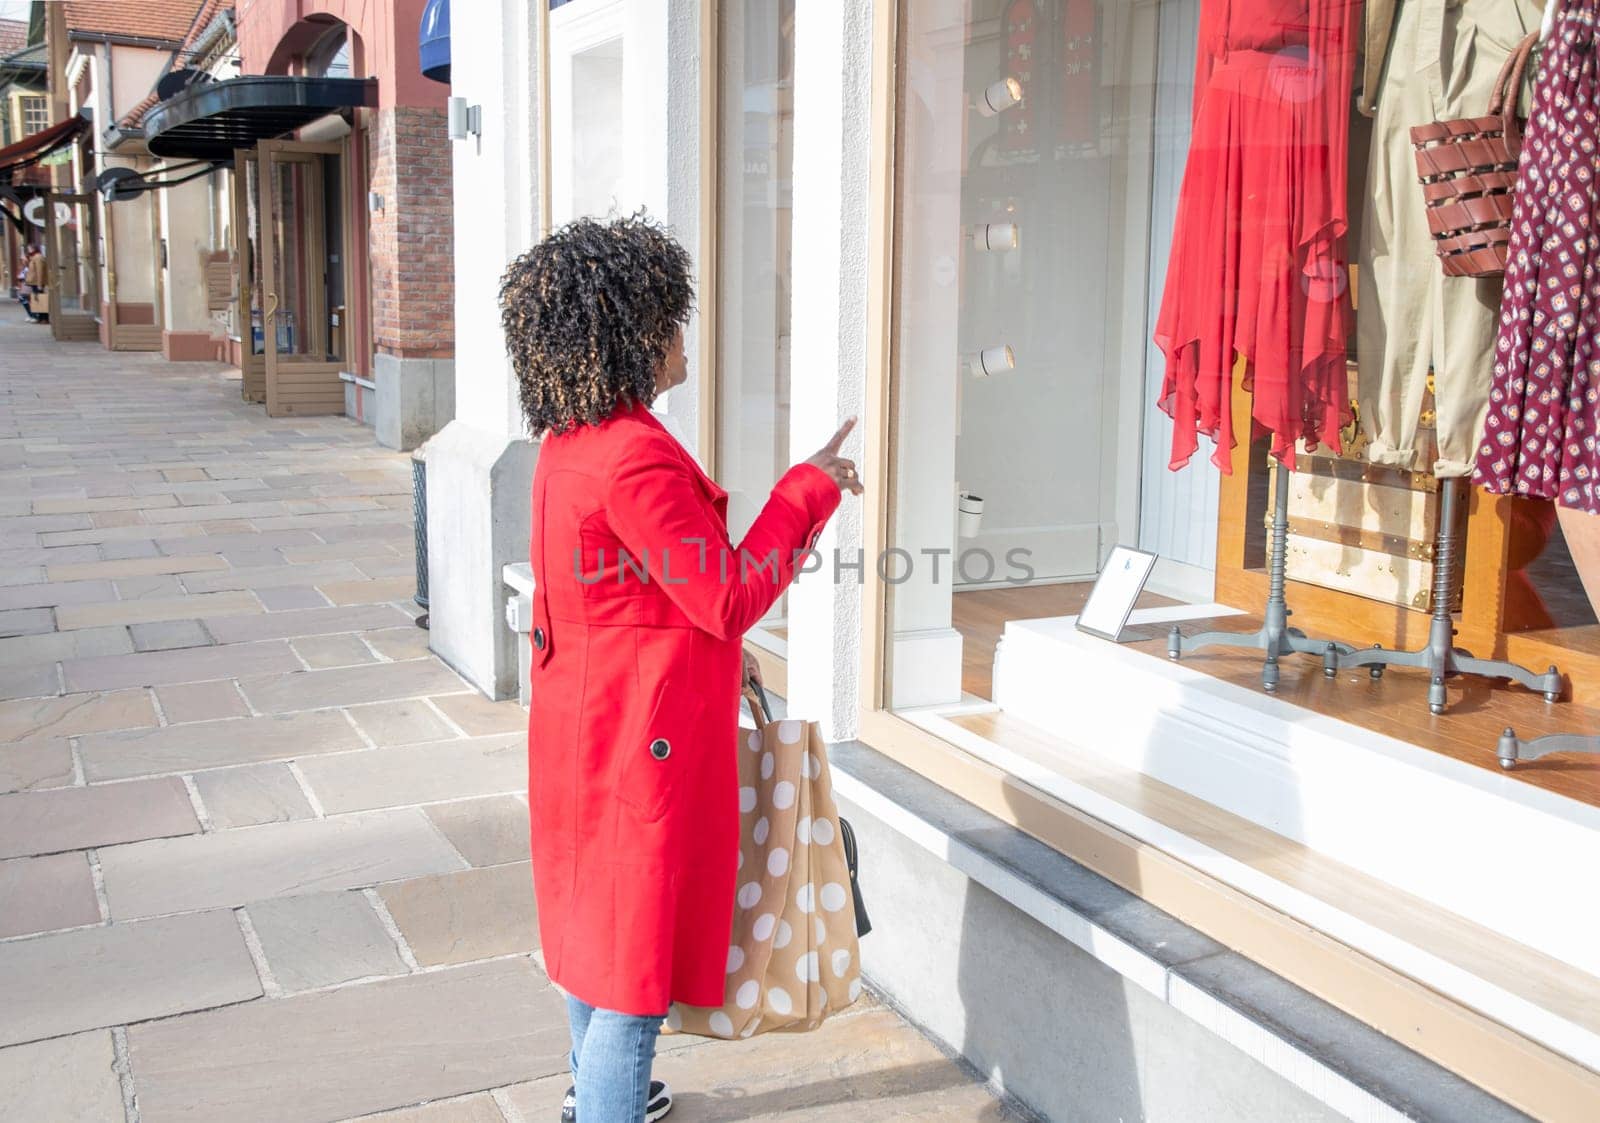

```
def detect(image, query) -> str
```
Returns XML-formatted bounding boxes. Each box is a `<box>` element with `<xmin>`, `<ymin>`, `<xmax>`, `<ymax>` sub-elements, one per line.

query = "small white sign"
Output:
<box><xmin>1076</xmin><ymin>546</ymin><xmax>1158</xmax><ymax>643</ymax></box>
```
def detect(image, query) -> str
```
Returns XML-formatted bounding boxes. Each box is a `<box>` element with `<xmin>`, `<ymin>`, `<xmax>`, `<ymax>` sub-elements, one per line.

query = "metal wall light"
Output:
<box><xmin>969</xmin><ymin>223</ymin><xmax>1020</xmax><ymax>252</ymax></box>
<box><xmin>977</xmin><ymin>77</ymin><xmax>1023</xmax><ymax>117</ymax></box>
<box><xmin>966</xmin><ymin>345</ymin><xmax>1016</xmax><ymax>379</ymax></box>
<box><xmin>447</xmin><ymin>95</ymin><xmax>482</xmax><ymax>140</ymax></box>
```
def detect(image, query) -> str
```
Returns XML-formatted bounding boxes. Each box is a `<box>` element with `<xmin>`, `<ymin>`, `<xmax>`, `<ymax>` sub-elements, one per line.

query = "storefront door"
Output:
<box><xmin>42</xmin><ymin>190</ymin><xmax>98</xmax><ymax>343</ymax></box>
<box><xmin>259</xmin><ymin>139</ymin><xmax>345</xmax><ymax>417</ymax></box>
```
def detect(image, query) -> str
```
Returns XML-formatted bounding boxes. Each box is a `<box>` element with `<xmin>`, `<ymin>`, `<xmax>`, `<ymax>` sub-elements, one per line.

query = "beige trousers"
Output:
<box><xmin>1357</xmin><ymin>0</ymin><xmax>1543</xmax><ymax>477</ymax></box>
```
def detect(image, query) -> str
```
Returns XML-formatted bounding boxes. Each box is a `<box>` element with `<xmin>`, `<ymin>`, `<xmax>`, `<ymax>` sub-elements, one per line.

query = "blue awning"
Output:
<box><xmin>419</xmin><ymin>0</ymin><xmax>449</xmax><ymax>85</ymax></box>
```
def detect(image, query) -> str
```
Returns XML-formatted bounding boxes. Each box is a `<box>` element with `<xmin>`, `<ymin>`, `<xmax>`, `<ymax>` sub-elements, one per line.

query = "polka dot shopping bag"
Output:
<box><xmin>666</xmin><ymin>679</ymin><xmax>871</xmax><ymax>1040</ymax></box>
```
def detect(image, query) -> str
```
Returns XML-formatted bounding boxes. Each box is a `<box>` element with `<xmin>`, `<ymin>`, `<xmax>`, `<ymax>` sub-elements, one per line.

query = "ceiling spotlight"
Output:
<box><xmin>966</xmin><ymin>345</ymin><xmax>1015</xmax><ymax>379</ymax></box>
<box><xmin>969</xmin><ymin>223</ymin><xmax>1019</xmax><ymax>252</ymax></box>
<box><xmin>977</xmin><ymin>77</ymin><xmax>1023</xmax><ymax>116</ymax></box>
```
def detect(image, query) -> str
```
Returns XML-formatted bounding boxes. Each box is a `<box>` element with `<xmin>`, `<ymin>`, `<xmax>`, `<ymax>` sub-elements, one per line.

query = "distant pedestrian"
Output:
<box><xmin>500</xmin><ymin>213</ymin><xmax>861</xmax><ymax>1123</ymax></box>
<box><xmin>21</xmin><ymin>245</ymin><xmax>47</xmax><ymax>323</ymax></box>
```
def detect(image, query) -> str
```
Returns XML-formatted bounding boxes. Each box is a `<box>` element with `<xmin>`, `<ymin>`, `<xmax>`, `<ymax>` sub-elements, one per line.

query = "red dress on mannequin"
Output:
<box><xmin>1155</xmin><ymin>0</ymin><xmax>1362</xmax><ymax>474</ymax></box>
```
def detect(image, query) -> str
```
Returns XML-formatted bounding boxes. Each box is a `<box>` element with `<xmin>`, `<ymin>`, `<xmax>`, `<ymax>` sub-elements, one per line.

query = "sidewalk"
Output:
<box><xmin>0</xmin><ymin>305</ymin><xmax>1017</xmax><ymax>1122</ymax></box>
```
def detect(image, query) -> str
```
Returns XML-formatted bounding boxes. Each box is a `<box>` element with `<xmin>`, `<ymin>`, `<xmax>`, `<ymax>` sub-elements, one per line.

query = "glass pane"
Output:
<box><xmin>887</xmin><ymin>0</ymin><xmax>1174</xmax><ymax>708</ymax></box>
<box><xmin>243</xmin><ymin>158</ymin><xmax>264</xmax><ymax>355</ymax></box>
<box><xmin>269</xmin><ymin>157</ymin><xmax>316</xmax><ymax>359</ymax></box>
<box><xmin>717</xmin><ymin>0</ymin><xmax>796</xmax><ymax>648</ymax></box>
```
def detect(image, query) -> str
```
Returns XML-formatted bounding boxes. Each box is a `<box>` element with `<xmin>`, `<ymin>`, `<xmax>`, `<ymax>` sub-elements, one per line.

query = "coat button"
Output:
<box><xmin>649</xmin><ymin>738</ymin><xmax>671</xmax><ymax>761</ymax></box>
<box><xmin>532</xmin><ymin>627</ymin><xmax>546</xmax><ymax>651</ymax></box>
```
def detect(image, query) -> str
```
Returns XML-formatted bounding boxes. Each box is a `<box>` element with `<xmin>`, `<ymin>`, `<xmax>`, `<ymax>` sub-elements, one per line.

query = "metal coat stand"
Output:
<box><xmin>1496</xmin><ymin>728</ymin><xmax>1600</xmax><ymax>769</ymax></box>
<box><xmin>1335</xmin><ymin>477</ymin><xmax>1562</xmax><ymax>714</ymax></box>
<box><xmin>1169</xmin><ymin>461</ymin><xmax>1352</xmax><ymax>693</ymax></box>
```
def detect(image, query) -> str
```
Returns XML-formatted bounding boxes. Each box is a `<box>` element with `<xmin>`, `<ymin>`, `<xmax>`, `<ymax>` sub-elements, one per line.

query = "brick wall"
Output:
<box><xmin>368</xmin><ymin>106</ymin><xmax>454</xmax><ymax>359</ymax></box>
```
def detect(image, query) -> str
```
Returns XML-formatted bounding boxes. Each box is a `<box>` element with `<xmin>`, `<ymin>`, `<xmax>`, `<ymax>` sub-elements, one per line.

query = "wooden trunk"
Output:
<box><xmin>1281</xmin><ymin>366</ymin><xmax>1463</xmax><ymax>613</ymax></box>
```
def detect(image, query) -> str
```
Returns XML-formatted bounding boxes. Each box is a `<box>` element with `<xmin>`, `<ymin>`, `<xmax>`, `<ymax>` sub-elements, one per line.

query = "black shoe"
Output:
<box><xmin>561</xmin><ymin>1080</ymin><xmax>672</xmax><ymax>1121</ymax></box>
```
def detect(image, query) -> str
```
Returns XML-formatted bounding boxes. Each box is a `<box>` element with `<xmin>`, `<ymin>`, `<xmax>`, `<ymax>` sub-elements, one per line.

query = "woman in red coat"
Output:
<box><xmin>501</xmin><ymin>215</ymin><xmax>860</xmax><ymax>1123</ymax></box>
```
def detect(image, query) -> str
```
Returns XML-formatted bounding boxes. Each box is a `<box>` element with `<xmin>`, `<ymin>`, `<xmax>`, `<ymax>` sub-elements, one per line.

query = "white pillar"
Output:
<box><xmin>426</xmin><ymin>0</ymin><xmax>542</xmax><ymax>698</ymax></box>
<box><xmin>785</xmin><ymin>0</ymin><xmax>877</xmax><ymax>738</ymax></box>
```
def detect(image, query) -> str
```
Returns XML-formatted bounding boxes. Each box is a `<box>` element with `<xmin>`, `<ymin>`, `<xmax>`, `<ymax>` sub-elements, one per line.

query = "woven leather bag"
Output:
<box><xmin>1410</xmin><ymin>30</ymin><xmax>1540</xmax><ymax>278</ymax></box>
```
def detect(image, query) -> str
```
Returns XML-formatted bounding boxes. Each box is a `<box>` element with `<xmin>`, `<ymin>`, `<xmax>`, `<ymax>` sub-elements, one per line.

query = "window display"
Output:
<box><xmin>1360</xmin><ymin>0</ymin><xmax>1542</xmax><ymax>478</ymax></box>
<box><xmin>1156</xmin><ymin>0</ymin><xmax>1361</xmax><ymax>475</ymax></box>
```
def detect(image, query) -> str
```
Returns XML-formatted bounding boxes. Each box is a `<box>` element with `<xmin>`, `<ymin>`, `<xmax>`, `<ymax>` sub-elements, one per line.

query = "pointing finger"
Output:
<box><xmin>824</xmin><ymin>416</ymin><xmax>858</xmax><ymax>455</ymax></box>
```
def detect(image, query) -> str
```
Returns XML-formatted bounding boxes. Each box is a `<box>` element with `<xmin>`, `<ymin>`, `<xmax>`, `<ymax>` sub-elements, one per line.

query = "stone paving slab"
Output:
<box><xmin>297</xmin><ymin>735</ymin><xmax>524</xmax><ymax>813</ymax></box>
<box><xmin>48</xmin><ymin>554</ymin><xmax>228</xmax><ymax>582</ymax></box>
<box><xmin>0</xmin><ymin>688</ymin><xmax>157</xmax><ymax>742</ymax></box>
<box><xmin>0</xmin><ymin>624</ymin><xmax>135</xmax><ymax>668</ymax></box>
<box><xmin>192</xmin><ymin>762</ymin><xmax>316</xmax><ymax>828</ymax></box>
<box><xmin>256</xmin><ymin>585</ymin><xmax>333</xmax><ymax>611</ymax></box>
<box><xmin>0</xmin><ymin>662</ymin><xmax>60</xmax><ymax>701</ymax></box>
<box><xmin>76</xmin><ymin>708</ymin><xmax>364</xmax><ymax>783</ymax></box>
<box><xmin>423</xmin><ymin>795</ymin><xmax>530</xmax><ymax>868</ymax></box>
<box><xmin>507</xmin><ymin>1007</ymin><xmax>1020</xmax><ymax>1122</ymax></box>
<box><xmin>0</xmin><ymin>1031</ymin><xmax>126</xmax><ymax>1122</ymax></box>
<box><xmin>364</xmin><ymin>626</ymin><xmax>433</xmax><ymax>661</ymax></box>
<box><xmin>292</xmin><ymin>632</ymin><xmax>380</xmax><ymax>669</ymax></box>
<box><xmin>427</xmin><ymin>692</ymin><xmax>527</xmax><ymax>737</ymax></box>
<box><xmin>58</xmin><ymin>590</ymin><xmax>259</xmax><ymax>631</ymax></box>
<box><xmin>239</xmin><ymin>658</ymin><xmax>469</xmax><ymax>715</ymax></box>
<box><xmin>98</xmin><ymin>807</ymin><xmax>467</xmax><ymax>920</ymax></box>
<box><xmin>378</xmin><ymin>862</ymin><xmax>537</xmax><ymax>967</ymax></box>
<box><xmin>126</xmin><ymin>955</ymin><xmax>568</xmax><ymax>1123</ymax></box>
<box><xmin>0</xmin><ymin>774</ymin><xmax>201</xmax><ymax>859</ymax></box>
<box><xmin>155</xmin><ymin>680</ymin><xmax>250</xmax><ymax>724</ymax></box>
<box><xmin>0</xmin><ymin>736</ymin><xmax>74</xmax><ymax>792</ymax></box>
<box><xmin>63</xmin><ymin>639</ymin><xmax>301</xmax><ymax>692</ymax></box>
<box><xmin>346</xmin><ymin>699</ymin><xmax>458</xmax><ymax>746</ymax></box>
<box><xmin>245</xmin><ymin>889</ymin><xmax>409</xmax><ymax>992</ymax></box>
<box><xmin>0</xmin><ymin>909</ymin><xmax>263</xmax><ymax>1047</ymax></box>
<box><xmin>34</xmin><ymin>493</ymin><xmax>181</xmax><ymax>515</ymax></box>
<box><xmin>114</xmin><ymin>573</ymin><xmax>186</xmax><ymax>599</ymax></box>
<box><xmin>130</xmin><ymin>619</ymin><xmax>215</xmax><ymax>653</ymax></box>
<box><xmin>345</xmin><ymin>1092</ymin><xmax>507</xmax><ymax>1122</ymax></box>
<box><xmin>319</xmin><ymin>576</ymin><xmax>417</xmax><ymax>605</ymax></box>
<box><xmin>0</xmin><ymin>605</ymin><xmax>57</xmax><ymax>637</ymax></box>
<box><xmin>205</xmin><ymin>603</ymin><xmax>413</xmax><ymax>644</ymax></box>
<box><xmin>183</xmin><ymin>560</ymin><xmax>367</xmax><ymax>594</ymax></box>
<box><xmin>0</xmin><ymin>851</ymin><xmax>101</xmax><ymax>938</ymax></box>
<box><xmin>0</xmin><ymin>577</ymin><xmax>114</xmax><ymax>610</ymax></box>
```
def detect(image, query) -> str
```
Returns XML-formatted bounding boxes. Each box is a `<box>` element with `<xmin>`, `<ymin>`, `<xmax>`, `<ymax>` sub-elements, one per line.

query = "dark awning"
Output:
<box><xmin>419</xmin><ymin>0</ymin><xmax>450</xmax><ymax>85</ymax></box>
<box><xmin>0</xmin><ymin>109</ymin><xmax>90</xmax><ymax>181</ymax></box>
<box><xmin>143</xmin><ymin>75</ymin><xmax>378</xmax><ymax>161</ymax></box>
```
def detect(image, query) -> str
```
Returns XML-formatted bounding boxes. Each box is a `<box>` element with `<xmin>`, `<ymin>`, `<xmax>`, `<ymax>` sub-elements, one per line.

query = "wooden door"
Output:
<box><xmin>260</xmin><ymin>140</ymin><xmax>345</xmax><ymax>418</ymax></box>
<box><xmin>44</xmin><ymin>191</ymin><xmax>98</xmax><ymax>342</ymax></box>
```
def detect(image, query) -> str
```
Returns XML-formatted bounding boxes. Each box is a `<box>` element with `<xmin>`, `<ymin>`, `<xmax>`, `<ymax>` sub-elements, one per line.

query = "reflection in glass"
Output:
<box><xmin>888</xmin><ymin>0</ymin><xmax>1172</xmax><ymax>708</ymax></box>
<box><xmin>718</xmin><ymin>0</ymin><xmax>796</xmax><ymax>649</ymax></box>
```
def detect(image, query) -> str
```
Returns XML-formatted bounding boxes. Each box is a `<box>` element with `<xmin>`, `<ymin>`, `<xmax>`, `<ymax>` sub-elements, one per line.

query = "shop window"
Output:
<box><xmin>885</xmin><ymin>0</ymin><xmax>1173</xmax><ymax>709</ymax></box>
<box><xmin>871</xmin><ymin>0</ymin><xmax>1600</xmax><ymax>1080</ymax></box>
<box><xmin>716</xmin><ymin>0</ymin><xmax>795</xmax><ymax>654</ymax></box>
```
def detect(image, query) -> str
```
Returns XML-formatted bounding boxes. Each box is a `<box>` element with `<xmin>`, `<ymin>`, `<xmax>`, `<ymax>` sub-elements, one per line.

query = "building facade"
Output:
<box><xmin>432</xmin><ymin>2</ymin><xmax>1600</xmax><ymax>1120</ymax></box>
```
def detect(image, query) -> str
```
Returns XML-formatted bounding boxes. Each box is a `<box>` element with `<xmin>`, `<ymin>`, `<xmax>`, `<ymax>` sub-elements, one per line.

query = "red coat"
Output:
<box><xmin>526</xmin><ymin>399</ymin><xmax>841</xmax><ymax>1015</ymax></box>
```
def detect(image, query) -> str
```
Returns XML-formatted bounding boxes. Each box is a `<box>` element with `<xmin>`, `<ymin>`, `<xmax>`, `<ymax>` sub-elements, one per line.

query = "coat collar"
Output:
<box><xmin>630</xmin><ymin>398</ymin><xmax>729</xmax><ymax>511</ymax></box>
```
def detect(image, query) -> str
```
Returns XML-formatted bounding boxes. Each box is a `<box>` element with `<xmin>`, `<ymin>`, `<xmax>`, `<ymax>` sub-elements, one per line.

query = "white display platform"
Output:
<box><xmin>900</xmin><ymin>605</ymin><xmax>1600</xmax><ymax>1070</ymax></box>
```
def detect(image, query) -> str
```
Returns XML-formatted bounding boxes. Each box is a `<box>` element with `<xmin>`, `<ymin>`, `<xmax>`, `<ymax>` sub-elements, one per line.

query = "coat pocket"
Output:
<box><xmin>614</xmin><ymin>682</ymin><xmax>681</xmax><ymax>823</ymax></box>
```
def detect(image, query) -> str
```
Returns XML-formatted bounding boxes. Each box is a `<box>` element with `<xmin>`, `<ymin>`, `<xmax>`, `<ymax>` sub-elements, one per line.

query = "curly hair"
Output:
<box><xmin>499</xmin><ymin>213</ymin><xmax>695</xmax><ymax>435</ymax></box>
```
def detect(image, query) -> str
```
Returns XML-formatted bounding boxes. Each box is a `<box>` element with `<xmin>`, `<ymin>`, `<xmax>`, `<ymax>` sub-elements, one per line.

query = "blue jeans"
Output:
<box><xmin>566</xmin><ymin>994</ymin><xmax>663</xmax><ymax>1123</ymax></box>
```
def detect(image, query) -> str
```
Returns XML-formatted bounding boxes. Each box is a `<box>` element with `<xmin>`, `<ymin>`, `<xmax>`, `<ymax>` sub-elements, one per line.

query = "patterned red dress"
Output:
<box><xmin>1155</xmin><ymin>0</ymin><xmax>1362</xmax><ymax>474</ymax></box>
<box><xmin>1475</xmin><ymin>0</ymin><xmax>1600</xmax><ymax>513</ymax></box>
